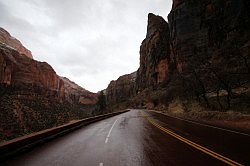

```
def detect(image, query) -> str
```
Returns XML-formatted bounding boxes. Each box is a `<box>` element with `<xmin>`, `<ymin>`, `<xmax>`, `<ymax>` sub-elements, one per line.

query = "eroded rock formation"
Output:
<box><xmin>0</xmin><ymin>43</ymin><xmax>65</xmax><ymax>99</ymax></box>
<box><xmin>61</xmin><ymin>77</ymin><xmax>97</xmax><ymax>105</ymax></box>
<box><xmin>136</xmin><ymin>13</ymin><xmax>171</xmax><ymax>91</ymax></box>
<box><xmin>106</xmin><ymin>72</ymin><xmax>136</xmax><ymax>105</ymax></box>
<box><xmin>105</xmin><ymin>0</ymin><xmax>250</xmax><ymax>111</ymax></box>
<box><xmin>167</xmin><ymin>0</ymin><xmax>250</xmax><ymax>105</ymax></box>
<box><xmin>0</xmin><ymin>29</ymin><xmax>97</xmax><ymax>141</ymax></box>
<box><xmin>0</xmin><ymin>27</ymin><xmax>33</xmax><ymax>59</ymax></box>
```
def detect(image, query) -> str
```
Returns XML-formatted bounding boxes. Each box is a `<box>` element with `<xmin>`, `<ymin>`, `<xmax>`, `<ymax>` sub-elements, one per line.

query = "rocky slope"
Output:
<box><xmin>0</xmin><ymin>27</ymin><xmax>33</xmax><ymax>59</ymax></box>
<box><xmin>0</xmin><ymin>29</ymin><xmax>97</xmax><ymax>142</ymax></box>
<box><xmin>105</xmin><ymin>0</ymin><xmax>250</xmax><ymax>113</ymax></box>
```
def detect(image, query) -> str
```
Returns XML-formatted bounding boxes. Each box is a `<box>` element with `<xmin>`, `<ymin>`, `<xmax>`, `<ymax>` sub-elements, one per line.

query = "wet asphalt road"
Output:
<box><xmin>2</xmin><ymin>109</ymin><xmax>250</xmax><ymax>166</ymax></box>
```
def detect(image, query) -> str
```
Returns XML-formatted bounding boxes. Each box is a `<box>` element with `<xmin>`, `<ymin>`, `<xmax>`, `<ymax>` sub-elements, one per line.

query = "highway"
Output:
<box><xmin>2</xmin><ymin>109</ymin><xmax>250</xmax><ymax>166</ymax></box>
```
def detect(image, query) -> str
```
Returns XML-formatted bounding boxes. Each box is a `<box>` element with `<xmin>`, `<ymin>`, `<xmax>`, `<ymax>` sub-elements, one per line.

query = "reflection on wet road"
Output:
<box><xmin>2</xmin><ymin>109</ymin><xmax>250</xmax><ymax>166</ymax></box>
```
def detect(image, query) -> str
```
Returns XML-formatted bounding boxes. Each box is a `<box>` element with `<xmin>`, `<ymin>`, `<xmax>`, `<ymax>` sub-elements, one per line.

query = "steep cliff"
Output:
<box><xmin>0</xmin><ymin>27</ymin><xmax>33</xmax><ymax>59</ymax></box>
<box><xmin>136</xmin><ymin>13</ymin><xmax>171</xmax><ymax>91</ymax></box>
<box><xmin>106</xmin><ymin>0</ymin><xmax>250</xmax><ymax>112</ymax></box>
<box><xmin>106</xmin><ymin>72</ymin><xmax>136</xmax><ymax>106</ymax></box>
<box><xmin>61</xmin><ymin>77</ymin><xmax>97</xmax><ymax>105</ymax></box>
<box><xmin>104</xmin><ymin>14</ymin><xmax>171</xmax><ymax>109</ymax></box>
<box><xmin>0</xmin><ymin>43</ymin><xmax>65</xmax><ymax>99</ymax></box>
<box><xmin>167</xmin><ymin>0</ymin><xmax>250</xmax><ymax>109</ymax></box>
<box><xmin>0</xmin><ymin>30</ymin><xmax>96</xmax><ymax>142</ymax></box>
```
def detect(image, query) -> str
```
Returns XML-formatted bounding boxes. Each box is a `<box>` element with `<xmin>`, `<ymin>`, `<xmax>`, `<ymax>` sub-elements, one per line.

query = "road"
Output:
<box><xmin>2</xmin><ymin>109</ymin><xmax>250</xmax><ymax>166</ymax></box>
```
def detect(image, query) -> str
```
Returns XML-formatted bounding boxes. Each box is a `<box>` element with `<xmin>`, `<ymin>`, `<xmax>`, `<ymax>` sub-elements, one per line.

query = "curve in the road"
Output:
<box><xmin>150</xmin><ymin>110</ymin><xmax>250</xmax><ymax>137</ymax></box>
<box><xmin>141</xmin><ymin>111</ymin><xmax>243</xmax><ymax>166</ymax></box>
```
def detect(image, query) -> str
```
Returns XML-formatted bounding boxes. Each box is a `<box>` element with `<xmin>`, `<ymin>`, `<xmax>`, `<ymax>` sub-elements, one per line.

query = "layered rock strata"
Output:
<box><xmin>0</xmin><ymin>27</ymin><xmax>33</xmax><ymax>59</ymax></box>
<box><xmin>0</xmin><ymin>29</ymin><xmax>97</xmax><ymax>141</ymax></box>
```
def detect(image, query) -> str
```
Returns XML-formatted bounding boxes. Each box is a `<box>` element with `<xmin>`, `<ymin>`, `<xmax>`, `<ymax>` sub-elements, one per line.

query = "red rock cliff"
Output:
<box><xmin>136</xmin><ymin>13</ymin><xmax>171</xmax><ymax>91</ymax></box>
<box><xmin>0</xmin><ymin>29</ymin><xmax>97</xmax><ymax>141</ymax></box>
<box><xmin>106</xmin><ymin>72</ymin><xmax>136</xmax><ymax>105</ymax></box>
<box><xmin>0</xmin><ymin>27</ymin><xmax>33</xmax><ymax>59</ymax></box>
<box><xmin>0</xmin><ymin>43</ymin><xmax>64</xmax><ymax>99</ymax></box>
<box><xmin>106</xmin><ymin>0</ymin><xmax>250</xmax><ymax>110</ymax></box>
<box><xmin>60</xmin><ymin>77</ymin><xmax>97</xmax><ymax>105</ymax></box>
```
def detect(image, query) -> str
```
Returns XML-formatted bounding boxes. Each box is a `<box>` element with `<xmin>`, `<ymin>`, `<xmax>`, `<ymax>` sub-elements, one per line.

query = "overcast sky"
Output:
<box><xmin>0</xmin><ymin>0</ymin><xmax>172</xmax><ymax>92</ymax></box>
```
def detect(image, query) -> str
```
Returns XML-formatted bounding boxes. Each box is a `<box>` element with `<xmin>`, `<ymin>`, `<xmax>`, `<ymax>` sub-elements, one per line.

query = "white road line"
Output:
<box><xmin>105</xmin><ymin>119</ymin><xmax>118</xmax><ymax>143</ymax></box>
<box><xmin>99</xmin><ymin>163</ymin><xmax>103</xmax><ymax>166</ymax></box>
<box><xmin>148</xmin><ymin>110</ymin><xmax>250</xmax><ymax>137</ymax></box>
<box><xmin>105</xmin><ymin>137</ymin><xmax>108</xmax><ymax>143</ymax></box>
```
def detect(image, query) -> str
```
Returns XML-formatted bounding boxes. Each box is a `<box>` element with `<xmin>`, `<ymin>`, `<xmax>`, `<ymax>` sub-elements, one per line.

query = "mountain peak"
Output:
<box><xmin>146</xmin><ymin>13</ymin><xmax>168</xmax><ymax>37</ymax></box>
<box><xmin>0</xmin><ymin>27</ymin><xmax>33</xmax><ymax>59</ymax></box>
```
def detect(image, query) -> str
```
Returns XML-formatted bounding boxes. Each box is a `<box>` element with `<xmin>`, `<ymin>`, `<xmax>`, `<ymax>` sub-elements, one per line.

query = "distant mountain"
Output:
<box><xmin>105</xmin><ymin>72</ymin><xmax>136</xmax><ymax>106</ymax></box>
<box><xmin>0</xmin><ymin>27</ymin><xmax>97</xmax><ymax>142</ymax></box>
<box><xmin>61</xmin><ymin>77</ymin><xmax>97</xmax><ymax>105</ymax></box>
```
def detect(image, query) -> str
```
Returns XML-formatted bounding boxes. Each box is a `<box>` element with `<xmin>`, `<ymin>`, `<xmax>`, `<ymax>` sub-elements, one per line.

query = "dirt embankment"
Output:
<box><xmin>157</xmin><ymin>99</ymin><xmax>250</xmax><ymax>133</ymax></box>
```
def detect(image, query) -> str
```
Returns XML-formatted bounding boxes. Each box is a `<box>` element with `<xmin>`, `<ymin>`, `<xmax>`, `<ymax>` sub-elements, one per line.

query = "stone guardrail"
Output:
<box><xmin>0</xmin><ymin>110</ymin><xmax>129</xmax><ymax>161</ymax></box>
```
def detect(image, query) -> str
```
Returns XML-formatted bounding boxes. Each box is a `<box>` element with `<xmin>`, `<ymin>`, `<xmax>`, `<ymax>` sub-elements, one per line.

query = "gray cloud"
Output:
<box><xmin>0</xmin><ymin>0</ymin><xmax>172</xmax><ymax>92</ymax></box>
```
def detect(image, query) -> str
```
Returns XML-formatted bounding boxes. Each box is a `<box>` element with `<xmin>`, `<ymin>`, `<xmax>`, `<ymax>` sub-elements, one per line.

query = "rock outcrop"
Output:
<box><xmin>105</xmin><ymin>0</ymin><xmax>250</xmax><ymax>111</ymax></box>
<box><xmin>0</xmin><ymin>29</ymin><xmax>97</xmax><ymax>142</ymax></box>
<box><xmin>106</xmin><ymin>72</ymin><xmax>136</xmax><ymax>105</ymax></box>
<box><xmin>168</xmin><ymin>0</ymin><xmax>250</xmax><ymax>73</ymax></box>
<box><xmin>167</xmin><ymin>0</ymin><xmax>250</xmax><ymax>104</ymax></box>
<box><xmin>0</xmin><ymin>43</ymin><xmax>65</xmax><ymax>99</ymax></box>
<box><xmin>104</xmin><ymin>13</ymin><xmax>171</xmax><ymax>108</ymax></box>
<box><xmin>0</xmin><ymin>27</ymin><xmax>33</xmax><ymax>59</ymax></box>
<box><xmin>0</xmin><ymin>28</ymin><xmax>96</xmax><ymax>105</ymax></box>
<box><xmin>61</xmin><ymin>77</ymin><xmax>97</xmax><ymax>105</ymax></box>
<box><xmin>136</xmin><ymin>13</ymin><xmax>171</xmax><ymax>91</ymax></box>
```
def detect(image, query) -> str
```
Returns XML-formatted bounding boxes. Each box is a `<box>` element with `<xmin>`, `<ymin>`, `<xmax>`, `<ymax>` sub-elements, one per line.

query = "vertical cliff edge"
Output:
<box><xmin>105</xmin><ymin>0</ymin><xmax>250</xmax><ymax>126</ymax></box>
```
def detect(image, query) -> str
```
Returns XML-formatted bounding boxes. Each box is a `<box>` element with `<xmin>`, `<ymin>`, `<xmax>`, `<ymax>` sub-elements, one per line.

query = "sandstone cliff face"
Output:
<box><xmin>0</xmin><ymin>30</ymin><xmax>97</xmax><ymax>141</ymax></box>
<box><xmin>167</xmin><ymin>0</ymin><xmax>250</xmax><ymax>105</ymax></box>
<box><xmin>106</xmin><ymin>72</ymin><xmax>136</xmax><ymax>105</ymax></box>
<box><xmin>0</xmin><ymin>43</ymin><xmax>97</xmax><ymax>105</ymax></box>
<box><xmin>106</xmin><ymin>0</ymin><xmax>250</xmax><ymax>111</ymax></box>
<box><xmin>0</xmin><ymin>27</ymin><xmax>33</xmax><ymax>59</ymax></box>
<box><xmin>136</xmin><ymin>13</ymin><xmax>171</xmax><ymax>91</ymax></box>
<box><xmin>168</xmin><ymin>0</ymin><xmax>209</xmax><ymax>73</ymax></box>
<box><xmin>0</xmin><ymin>28</ymin><xmax>97</xmax><ymax>105</ymax></box>
<box><xmin>60</xmin><ymin>77</ymin><xmax>97</xmax><ymax>105</ymax></box>
<box><xmin>0</xmin><ymin>43</ymin><xmax>64</xmax><ymax>99</ymax></box>
<box><xmin>168</xmin><ymin>0</ymin><xmax>250</xmax><ymax>74</ymax></box>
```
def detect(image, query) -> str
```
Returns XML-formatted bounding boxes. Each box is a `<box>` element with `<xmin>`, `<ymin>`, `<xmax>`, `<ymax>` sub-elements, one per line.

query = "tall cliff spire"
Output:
<box><xmin>146</xmin><ymin>13</ymin><xmax>169</xmax><ymax>37</ymax></box>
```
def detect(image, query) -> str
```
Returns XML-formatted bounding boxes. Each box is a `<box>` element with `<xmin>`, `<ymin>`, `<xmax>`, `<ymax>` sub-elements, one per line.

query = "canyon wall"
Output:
<box><xmin>106</xmin><ymin>72</ymin><xmax>136</xmax><ymax>106</ymax></box>
<box><xmin>105</xmin><ymin>0</ymin><xmax>250</xmax><ymax>111</ymax></box>
<box><xmin>61</xmin><ymin>77</ymin><xmax>97</xmax><ymax>105</ymax></box>
<box><xmin>0</xmin><ymin>27</ymin><xmax>33</xmax><ymax>59</ymax></box>
<box><xmin>105</xmin><ymin>13</ymin><xmax>171</xmax><ymax>108</ymax></box>
<box><xmin>136</xmin><ymin>13</ymin><xmax>171</xmax><ymax>91</ymax></box>
<box><xmin>0</xmin><ymin>44</ymin><xmax>65</xmax><ymax>99</ymax></box>
<box><xmin>0</xmin><ymin>28</ymin><xmax>97</xmax><ymax>142</ymax></box>
<box><xmin>0</xmin><ymin>27</ymin><xmax>97</xmax><ymax>105</ymax></box>
<box><xmin>167</xmin><ymin>0</ymin><xmax>250</xmax><ymax>105</ymax></box>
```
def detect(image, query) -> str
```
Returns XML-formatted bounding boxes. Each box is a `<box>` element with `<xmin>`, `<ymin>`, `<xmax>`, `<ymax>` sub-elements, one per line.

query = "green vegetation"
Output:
<box><xmin>0</xmin><ymin>85</ymin><xmax>94</xmax><ymax>142</ymax></box>
<box><xmin>94</xmin><ymin>91</ymin><xmax>107</xmax><ymax>115</ymax></box>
